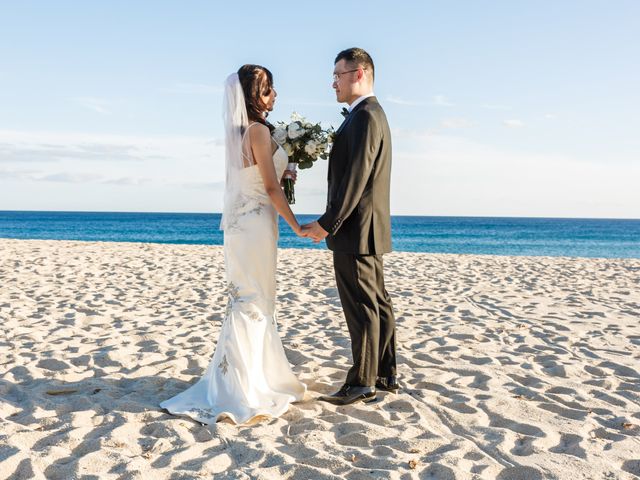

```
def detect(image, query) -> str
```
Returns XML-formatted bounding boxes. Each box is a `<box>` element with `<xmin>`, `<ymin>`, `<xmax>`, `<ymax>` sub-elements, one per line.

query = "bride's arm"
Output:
<box><xmin>250</xmin><ymin>124</ymin><xmax>303</xmax><ymax>236</ymax></box>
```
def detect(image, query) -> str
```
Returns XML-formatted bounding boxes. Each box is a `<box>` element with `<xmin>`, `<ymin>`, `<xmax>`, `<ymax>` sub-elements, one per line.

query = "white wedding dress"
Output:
<box><xmin>160</xmin><ymin>128</ymin><xmax>306</xmax><ymax>425</ymax></box>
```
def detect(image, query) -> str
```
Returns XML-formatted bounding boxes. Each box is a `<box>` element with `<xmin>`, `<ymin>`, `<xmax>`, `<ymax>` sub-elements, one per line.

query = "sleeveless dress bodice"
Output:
<box><xmin>238</xmin><ymin>143</ymin><xmax>288</xmax><ymax>199</ymax></box>
<box><xmin>220</xmin><ymin>142</ymin><xmax>288</xmax><ymax>234</ymax></box>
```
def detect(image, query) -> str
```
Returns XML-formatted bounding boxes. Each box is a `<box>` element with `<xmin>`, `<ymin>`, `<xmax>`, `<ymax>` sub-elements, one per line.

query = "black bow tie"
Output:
<box><xmin>340</xmin><ymin>107</ymin><xmax>350</xmax><ymax>118</ymax></box>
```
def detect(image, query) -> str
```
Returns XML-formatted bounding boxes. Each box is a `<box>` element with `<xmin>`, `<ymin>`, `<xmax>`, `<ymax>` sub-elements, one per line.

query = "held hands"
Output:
<box><xmin>300</xmin><ymin>221</ymin><xmax>329</xmax><ymax>243</ymax></box>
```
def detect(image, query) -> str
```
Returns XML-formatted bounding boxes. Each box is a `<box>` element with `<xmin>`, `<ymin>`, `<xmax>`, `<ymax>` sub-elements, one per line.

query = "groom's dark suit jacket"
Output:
<box><xmin>318</xmin><ymin>96</ymin><xmax>392</xmax><ymax>255</ymax></box>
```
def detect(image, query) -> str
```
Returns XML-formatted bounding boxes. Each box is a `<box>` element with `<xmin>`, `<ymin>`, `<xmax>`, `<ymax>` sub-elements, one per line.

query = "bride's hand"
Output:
<box><xmin>293</xmin><ymin>224</ymin><xmax>305</xmax><ymax>237</ymax></box>
<box><xmin>282</xmin><ymin>170</ymin><xmax>297</xmax><ymax>183</ymax></box>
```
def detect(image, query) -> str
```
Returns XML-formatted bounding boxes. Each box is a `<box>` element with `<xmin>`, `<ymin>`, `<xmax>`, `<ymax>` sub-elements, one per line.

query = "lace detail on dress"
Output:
<box><xmin>223</xmin><ymin>192</ymin><xmax>268</xmax><ymax>233</ymax></box>
<box><xmin>224</xmin><ymin>281</ymin><xmax>265</xmax><ymax>323</ymax></box>
<box><xmin>218</xmin><ymin>355</ymin><xmax>229</xmax><ymax>375</ymax></box>
<box><xmin>224</xmin><ymin>281</ymin><xmax>240</xmax><ymax>318</ymax></box>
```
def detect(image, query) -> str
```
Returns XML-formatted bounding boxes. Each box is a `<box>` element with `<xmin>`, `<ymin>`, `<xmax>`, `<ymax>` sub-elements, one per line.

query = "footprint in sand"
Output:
<box><xmin>621</xmin><ymin>459</ymin><xmax>640</xmax><ymax>477</ymax></box>
<box><xmin>549</xmin><ymin>433</ymin><xmax>587</xmax><ymax>458</ymax></box>
<box><xmin>497</xmin><ymin>466</ymin><xmax>544</xmax><ymax>480</ymax></box>
<box><xmin>510</xmin><ymin>435</ymin><xmax>536</xmax><ymax>456</ymax></box>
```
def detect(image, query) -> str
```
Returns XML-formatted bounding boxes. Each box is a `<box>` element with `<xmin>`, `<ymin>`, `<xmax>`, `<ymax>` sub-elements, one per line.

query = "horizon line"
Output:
<box><xmin>1</xmin><ymin>209</ymin><xmax>639</xmax><ymax>221</ymax></box>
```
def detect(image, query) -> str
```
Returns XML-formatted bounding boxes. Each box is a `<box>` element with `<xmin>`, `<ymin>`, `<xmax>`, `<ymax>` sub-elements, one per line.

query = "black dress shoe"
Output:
<box><xmin>318</xmin><ymin>384</ymin><xmax>377</xmax><ymax>405</ymax></box>
<box><xmin>375</xmin><ymin>375</ymin><xmax>400</xmax><ymax>392</ymax></box>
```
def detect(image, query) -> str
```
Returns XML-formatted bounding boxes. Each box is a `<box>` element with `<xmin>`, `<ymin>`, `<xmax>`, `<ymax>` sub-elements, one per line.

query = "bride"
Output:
<box><xmin>160</xmin><ymin>65</ymin><xmax>307</xmax><ymax>425</ymax></box>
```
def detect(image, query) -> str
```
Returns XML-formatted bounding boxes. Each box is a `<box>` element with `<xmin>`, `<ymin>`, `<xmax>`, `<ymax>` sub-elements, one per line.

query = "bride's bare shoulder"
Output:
<box><xmin>248</xmin><ymin>122</ymin><xmax>270</xmax><ymax>143</ymax></box>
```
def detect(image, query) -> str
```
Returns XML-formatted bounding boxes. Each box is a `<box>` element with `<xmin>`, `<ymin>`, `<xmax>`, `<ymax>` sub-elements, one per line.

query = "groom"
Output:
<box><xmin>303</xmin><ymin>48</ymin><xmax>397</xmax><ymax>405</ymax></box>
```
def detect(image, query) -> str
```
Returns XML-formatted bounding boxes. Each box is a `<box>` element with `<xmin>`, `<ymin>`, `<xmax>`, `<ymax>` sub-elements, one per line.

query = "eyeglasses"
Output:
<box><xmin>332</xmin><ymin>68</ymin><xmax>363</xmax><ymax>82</ymax></box>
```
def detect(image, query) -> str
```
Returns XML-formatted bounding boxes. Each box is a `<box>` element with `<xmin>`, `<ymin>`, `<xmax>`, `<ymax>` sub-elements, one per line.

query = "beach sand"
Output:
<box><xmin>1</xmin><ymin>239</ymin><xmax>639</xmax><ymax>479</ymax></box>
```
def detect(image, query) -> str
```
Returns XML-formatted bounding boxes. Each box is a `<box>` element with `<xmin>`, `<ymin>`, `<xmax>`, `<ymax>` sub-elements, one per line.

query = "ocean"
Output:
<box><xmin>1</xmin><ymin>211</ymin><xmax>639</xmax><ymax>259</ymax></box>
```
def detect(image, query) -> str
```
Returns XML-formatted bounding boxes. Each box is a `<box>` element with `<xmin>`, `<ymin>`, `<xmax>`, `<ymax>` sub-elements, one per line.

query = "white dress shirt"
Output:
<box><xmin>348</xmin><ymin>92</ymin><xmax>375</xmax><ymax>113</ymax></box>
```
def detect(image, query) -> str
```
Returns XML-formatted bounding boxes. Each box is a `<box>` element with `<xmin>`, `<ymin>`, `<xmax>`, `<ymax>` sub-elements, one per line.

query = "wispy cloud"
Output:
<box><xmin>441</xmin><ymin>118</ymin><xmax>474</xmax><ymax>129</ymax></box>
<box><xmin>386</xmin><ymin>96</ymin><xmax>424</xmax><ymax>106</ymax></box>
<box><xmin>503</xmin><ymin>119</ymin><xmax>525</xmax><ymax>128</ymax></box>
<box><xmin>391</xmin><ymin>133</ymin><xmax>640</xmax><ymax>217</ymax></box>
<box><xmin>205</xmin><ymin>138</ymin><xmax>225</xmax><ymax>147</ymax></box>
<box><xmin>40</xmin><ymin>172</ymin><xmax>104</xmax><ymax>183</ymax></box>
<box><xmin>0</xmin><ymin>143</ymin><xmax>60</xmax><ymax>163</ymax></box>
<box><xmin>0</xmin><ymin>142</ymin><xmax>159</xmax><ymax>163</ymax></box>
<box><xmin>0</xmin><ymin>130</ymin><xmax>220</xmax><ymax>164</ymax></box>
<box><xmin>0</xmin><ymin>168</ymin><xmax>40</xmax><ymax>181</ymax></box>
<box><xmin>432</xmin><ymin>95</ymin><xmax>454</xmax><ymax>107</ymax></box>
<box><xmin>0</xmin><ymin>129</ymin><xmax>226</xmax><ymax>203</ymax></box>
<box><xmin>74</xmin><ymin>96</ymin><xmax>111</xmax><ymax>114</ymax></box>
<box><xmin>0</xmin><ymin>167</ymin><xmax>152</xmax><ymax>186</ymax></box>
<box><xmin>101</xmin><ymin>177</ymin><xmax>152</xmax><ymax>186</ymax></box>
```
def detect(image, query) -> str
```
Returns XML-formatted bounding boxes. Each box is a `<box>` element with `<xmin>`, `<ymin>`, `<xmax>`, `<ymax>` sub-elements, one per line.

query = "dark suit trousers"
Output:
<box><xmin>333</xmin><ymin>252</ymin><xmax>397</xmax><ymax>387</ymax></box>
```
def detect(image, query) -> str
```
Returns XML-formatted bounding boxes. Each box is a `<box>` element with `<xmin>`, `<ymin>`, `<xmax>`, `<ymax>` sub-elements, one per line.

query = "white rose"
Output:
<box><xmin>304</xmin><ymin>140</ymin><xmax>318</xmax><ymax>155</ymax></box>
<box><xmin>287</xmin><ymin>122</ymin><xmax>304</xmax><ymax>140</ymax></box>
<box><xmin>273</xmin><ymin>127</ymin><xmax>287</xmax><ymax>144</ymax></box>
<box><xmin>290</xmin><ymin>112</ymin><xmax>303</xmax><ymax>122</ymax></box>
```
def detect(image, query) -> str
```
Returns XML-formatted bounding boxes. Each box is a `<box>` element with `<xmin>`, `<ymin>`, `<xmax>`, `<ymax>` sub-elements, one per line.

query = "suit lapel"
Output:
<box><xmin>335</xmin><ymin>115</ymin><xmax>351</xmax><ymax>137</ymax></box>
<box><xmin>334</xmin><ymin>96</ymin><xmax>377</xmax><ymax>138</ymax></box>
<box><xmin>328</xmin><ymin>97</ymin><xmax>378</xmax><ymax>180</ymax></box>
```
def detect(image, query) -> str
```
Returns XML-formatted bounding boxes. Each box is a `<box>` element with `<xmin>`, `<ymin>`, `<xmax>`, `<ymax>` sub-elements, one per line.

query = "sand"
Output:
<box><xmin>1</xmin><ymin>238</ymin><xmax>639</xmax><ymax>479</ymax></box>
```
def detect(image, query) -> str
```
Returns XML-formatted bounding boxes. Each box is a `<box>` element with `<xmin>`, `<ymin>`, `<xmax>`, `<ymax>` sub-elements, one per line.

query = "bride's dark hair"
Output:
<box><xmin>237</xmin><ymin>64</ymin><xmax>275</xmax><ymax>132</ymax></box>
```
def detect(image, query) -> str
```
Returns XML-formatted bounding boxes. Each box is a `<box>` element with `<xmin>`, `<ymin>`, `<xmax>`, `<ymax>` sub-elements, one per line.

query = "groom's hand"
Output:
<box><xmin>301</xmin><ymin>222</ymin><xmax>328</xmax><ymax>243</ymax></box>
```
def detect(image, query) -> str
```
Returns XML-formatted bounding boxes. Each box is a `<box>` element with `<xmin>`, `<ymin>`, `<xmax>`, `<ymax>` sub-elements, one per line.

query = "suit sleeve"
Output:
<box><xmin>317</xmin><ymin>109</ymin><xmax>379</xmax><ymax>235</ymax></box>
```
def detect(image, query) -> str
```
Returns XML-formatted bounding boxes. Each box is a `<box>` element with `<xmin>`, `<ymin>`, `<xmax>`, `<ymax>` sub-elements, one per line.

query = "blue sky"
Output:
<box><xmin>1</xmin><ymin>1</ymin><xmax>638</xmax><ymax>217</ymax></box>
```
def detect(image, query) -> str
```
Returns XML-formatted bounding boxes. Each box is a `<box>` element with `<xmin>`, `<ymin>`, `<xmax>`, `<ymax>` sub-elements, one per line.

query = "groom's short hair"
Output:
<box><xmin>335</xmin><ymin>48</ymin><xmax>375</xmax><ymax>82</ymax></box>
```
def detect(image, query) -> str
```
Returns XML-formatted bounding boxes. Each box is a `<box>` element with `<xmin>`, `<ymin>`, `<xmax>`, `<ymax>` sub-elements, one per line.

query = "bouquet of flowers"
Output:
<box><xmin>273</xmin><ymin>112</ymin><xmax>335</xmax><ymax>204</ymax></box>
